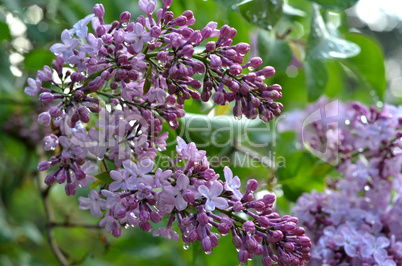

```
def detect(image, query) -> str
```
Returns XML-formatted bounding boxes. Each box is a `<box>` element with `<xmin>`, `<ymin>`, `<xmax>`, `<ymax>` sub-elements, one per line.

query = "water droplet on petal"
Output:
<box><xmin>183</xmin><ymin>243</ymin><xmax>190</xmax><ymax>250</ymax></box>
<box><xmin>205</xmin><ymin>250</ymin><xmax>213</xmax><ymax>255</ymax></box>
<box><xmin>248</xmin><ymin>66</ymin><xmax>254</xmax><ymax>71</ymax></box>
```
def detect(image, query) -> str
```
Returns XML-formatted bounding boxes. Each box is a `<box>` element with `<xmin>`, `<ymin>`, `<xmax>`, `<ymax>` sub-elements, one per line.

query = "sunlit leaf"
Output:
<box><xmin>238</xmin><ymin>0</ymin><xmax>283</xmax><ymax>30</ymax></box>
<box><xmin>258</xmin><ymin>30</ymin><xmax>293</xmax><ymax>72</ymax></box>
<box><xmin>212</xmin><ymin>0</ymin><xmax>243</xmax><ymax>9</ymax></box>
<box><xmin>342</xmin><ymin>33</ymin><xmax>386</xmax><ymax>100</ymax></box>
<box><xmin>306</xmin><ymin>5</ymin><xmax>360</xmax><ymax>60</ymax></box>
<box><xmin>307</xmin><ymin>0</ymin><xmax>359</xmax><ymax>10</ymax></box>
<box><xmin>24</xmin><ymin>49</ymin><xmax>54</xmax><ymax>71</ymax></box>
<box><xmin>0</xmin><ymin>22</ymin><xmax>11</xmax><ymax>42</ymax></box>
<box><xmin>143</xmin><ymin>65</ymin><xmax>153</xmax><ymax>95</ymax></box>
<box><xmin>95</xmin><ymin>171</ymin><xmax>113</xmax><ymax>184</ymax></box>
<box><xmin>304</xmin><ymin>59</ymin><xmax>328</xmax><ymax>101</ymax></box>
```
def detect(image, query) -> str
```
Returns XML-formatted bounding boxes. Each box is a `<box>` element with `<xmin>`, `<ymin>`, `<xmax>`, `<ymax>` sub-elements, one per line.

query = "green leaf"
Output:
<box><xmin>212</xmin><ymin>0</ymin><xmax>243</xmax><ymax>9</ymax></box>
<box><xmin>304</xmin><ymin>59</ymin><xmax>328</xmax><ymax>101</ymax></box>
<box><xmin>306</xmin><ymin>5</ymin><xmax>360</xmax><ymax>60</ymax></box>
<box><xmin>307</xmin><ymin>0</ymin><xmax>359</xmax><ymax>10</ymax></box>
<box><xmin>277</xmin><ymin>151</ymin><xmax>329</xmax><ymax>201</ymax></box>
<box><xmin>24</xmin><ymin>49</ymin><xmax>54</xmax><ymax>71</ymax></box>
<box><xmin>143</xmin><ymin>65</ymin><xmax>153</xmax><ymax>95</ymax></box>
<box><xmin>258</xmin><ymin>31</ymin><xmax>293</xmax><ymax>72</ymax></box>
<box><xmin>238</xmin><ymin>0</ymin><xmax>283</xmax><ymax>30</ymax></box>
<box><xmin>342</xmin><ymin>33</ymin><xmax>386</xmax><ymax>100</ymax></box>
<box><xmin>95</xmin><ymin>171</ymin><xmax>113</xmax><ymax>184</ymax></box>
<box><xmin>179</xmin><ymin>113</ymin><xmax>260</xmax><ymax>156</ymax></box>
<box><xmin>0</xmin><ymin>22</ymin><xmax>11</xmax><ymax>42</ymax></box>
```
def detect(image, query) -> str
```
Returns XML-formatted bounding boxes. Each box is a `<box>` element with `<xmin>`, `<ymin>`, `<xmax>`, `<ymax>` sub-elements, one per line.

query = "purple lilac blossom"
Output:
<box><xmin>291</xmin><ymin>98</ymin><xmax>402</xmax><ymax>265</ymax></box>
<box><xmin>27</xmin><ymin>1</ymin><xmax>311</xmax><ymax>264</ymax></box>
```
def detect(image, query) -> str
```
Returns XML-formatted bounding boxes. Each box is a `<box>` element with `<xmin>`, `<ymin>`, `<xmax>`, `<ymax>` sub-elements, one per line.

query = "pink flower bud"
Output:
<box><xmin>150</xmin><ymin>26</ymin><xmax>161</xmax><ymax>38</ymax></box>
<box><xmin>238</xmin><ymin>249</ymin><xmax>249</xmax><ymax>263</ymax></box>
<box><xmin>93</xmin><ymin>4</ymin><xmax>105</xmax><ymax>17</ymax></box>
<box><xmin>201</xmin><ymin>236</ymin><xmax>212</xmax><ymax>252</ymax></box>
<box><xmin>197</xmin><ymin>212</ymin><xmax>209</xmax><ymax>226</ymax></box>
<box><xmin>183</xmin><ymin>189</ymin><xmax>195</xmax><ymax>203</ymax></box>
<box><xmin>229</xmin><ymin>63</ymin><xmax>242</xmax><ymax>75</ymax></box>
<box><xmin>38</xmin><ymin>161</ymin><xmax>51</xmax><ymax>171</ymax></box>
<box><xmin>242</xmin><ymin>221</ymin><xmax>255</xmax><ymax>232</ymax></box>
<box><xmin>39</xmin><ymin>92</ymin><xmax>54</xmax><ymax>104</ymax></box>
<box><xmin>247</xmin><ymin>179</ymin><xmax>258</xmax><ymax>192</ymax></box>
<box><xmin>258</xmin><ymin>216</ymin><xmax>270</xmax><ymax>227</ymax></box>
<box><xmin>250</xmin><ymin>57</ymin><xmax>263</xmax><ymax>68</ymax></box>
<box><xmin>205</xmin><ymin>41</ymin><xmax>216</xmax><ymax>52</ymax></box>
<box><xmin>120</xmin><ymin>11</ymin><xmax>131</xmax><ymax>23</ymax></box>
<box><xmin>261</xmin><ymin>66</ymin><xmax>275</xmax><ymax>77</ymax></box>
<box><xmin>236</xmin><ymin>42</ymin><xmax>250</xmax><ymax>54</ymax></box>
<box><xmin>38</xmin><ymin>112</ymin><xmax>51</xmax><ymax>126</ymax></box>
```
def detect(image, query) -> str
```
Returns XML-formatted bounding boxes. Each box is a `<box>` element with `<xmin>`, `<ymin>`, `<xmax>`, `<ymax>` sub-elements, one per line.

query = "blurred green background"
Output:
<box><xmin>0</xmin><ymin>0</ymin><xmax>401</xmax><ymax>265</ymax></box>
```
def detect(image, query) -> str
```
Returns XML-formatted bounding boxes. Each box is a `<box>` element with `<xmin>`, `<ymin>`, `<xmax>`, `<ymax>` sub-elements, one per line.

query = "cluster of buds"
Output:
<box><xmin>26</xmin><ymin>0</ymin><xmax>308</xmax><ymax>264</ymax></box>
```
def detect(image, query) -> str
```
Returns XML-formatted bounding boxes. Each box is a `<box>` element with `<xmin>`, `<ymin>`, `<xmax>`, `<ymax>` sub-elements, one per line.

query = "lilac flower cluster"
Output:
<box><xmin>79</xmin><ymin>136</ymin><xmax>311</xmax><ymax>265</ymax></box>
<box><xmin>287</xmin><ymin>99</ymin><xmax>402</xmax><ymax>265</ymax></box>
<box><xmin>25</xmin><ymin>0</ymin><xmax>310</xmax><ymax>264</ymax></box>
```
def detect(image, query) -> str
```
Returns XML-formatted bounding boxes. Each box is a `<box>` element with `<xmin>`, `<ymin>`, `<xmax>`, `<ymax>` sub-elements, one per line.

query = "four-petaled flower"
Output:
<box><xmin>78</xmin><ymin>190</ymin><xmax>105</xmax><ymax>217</ymax></box>
<box><xmin>69</xmin><ymin>14</ymin><xmax>95</xmax><ymax>38</ymax></box>
<box><xmin>123</xmin><ymin>159</ymin><xmax>154</xmax><ymax>188</ymax></box>
<box><xmin>59</xmin><ymin>136</ymin><xmax>83</xmax><ymax>158</ymax></box>
<box><xmin>124</xmin><ymin>22</ymin><xmax>152</xmax><ymax>53</ymax></box>
<box><xmin>198</xmin><ymin>181</ymin><xmax>228</xmax><ymax>212</ymax></box>
<box><xmin>164</xmin><ymin>174</ymin><xmax>190</xmax><ymax>211</ymax></box>
<box><xmin>50</xmin><ymin>29</ymin><xmax>80</xmax><ymax>63</ymax></box>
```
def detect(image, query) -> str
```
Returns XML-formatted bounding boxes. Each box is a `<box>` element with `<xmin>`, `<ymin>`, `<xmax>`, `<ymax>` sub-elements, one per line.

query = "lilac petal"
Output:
<box><xmin>361</xmin><ymin>244</ymin><xmax>374</xmax><ymax>258</ymax></box>
<box><xmin>139</xmin><ymin>159</ymin><xmax>154</xmax><ymax>174</ymax></box>
<box><xmin>110</xmin><ymin>170</ymin><xmax>123</xmax><ymax>182</ymax></box>
<box><xmin>62</xmin><ymin>149</ymin><xmax>73</xmax><ymax>158</ymax></box>
<box><xmin>90</xmin><ymin>203</ymin><xmax>103</xmax><ymax>217</ymax></box>
<box><xmin>71</xmin><ymin>146</ymin><xmax>83</xmax><ymax>155</ymax></box>
<box><xmin>69</xmin><ymin>38</ymin><xmax>80</xmax><ymax>50</ymax></box>
<box><xmin>212</xmin><ymin>197</ymin><xmax>228</xmax><ymax>210</ymax></box>
<box><xmin>164</xmin><ymin>186</ymin><xmax>180</xmax><ymax>197</ymax></box>
<box><xmin>59</xmin><ymin>136</ymin><xmax>70</xmax><ymax>148</ymax></box>
<box><xmin>205</xmin><ymin>199</ymin><xmax>215</xmax><ymax>212</ymax></box>
<box><xmin>376</xmin><ymin>236</ymin><xmax>390</xmax><ymax>249</ymax></box>
<box><xmin>209</xmin><ymin>181</ymin><xmax>223</xmax><ymax>197</ymax></box>
<box><xmin>374</xmin><ymin>248</ymin><xmax>388</xmax><ymax>264</ymax></box>
<box><xmin>224</xmin><ymin>166</ymin><xmax>233</xmax><ymax>181</ymax></box>
<box><xmin>78</xmin><ymin>197</ymin><xmax>92</xmax><ymax>209</ymax></box>
<box><xmin>344</xmin><ymin>243</ymin><xmax>357</xmax><ymax>257</ymax></box>
<box><xmin>124</xmin><ymin>32</ymin><xmax>136</xmax><ymax>43</ymax></box>
<box><xmin>109</xmin><ymin>181</ymin><xmax>122</xmax><ymax>192</ymax></box>
<box><xmin>133</xmin><ymin>41</ymin><xmax>143</xmax><ymax>53</ymax></box>
<box><xmin>333</xmin><ymin>234</ymin><xmax>345</xmax><ymax>246</ymax></box>
<box><xmin>61</xmin><ymin>29</ymin><xmax>71</xmax><ymax>43</ymax></box>
<box><xmin>123</xmin><ymin>160</ymin><xmax>139</xmax><ymax>176</ymax></box>
<box><xmin>88</xmin><ymin>190</ymin><xmax>99</xmax><ymax>200</ymax></box>
<box><xmin>141</xmin><ymin>174</ymin><xmax>155</xmax><ymax>186</ymax></box>
<box><xmin>198</xmin><ymin>185</ymin><xmax>210</xmax><ymax>198</ymax></box>
<box><xmin>175</xmin><ymin>195</ymin><xmax>188</xmax><ymax>211</ymax></box>
<box><xmin>177</xmin><ymin>174</ymin><xmax>189</xmax><ymax>190</ymax></box>
<box><xmin>50</xmin><ymin>43</ymin><xmax>66</xmax><ymax>54</ymax></box>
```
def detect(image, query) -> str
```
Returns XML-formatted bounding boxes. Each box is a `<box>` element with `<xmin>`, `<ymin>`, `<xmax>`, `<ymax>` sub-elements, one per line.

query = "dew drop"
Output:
<box><xmin>221</xmin><ymin>233</ymin><xmax>228</xmax><ymax>236</ymax></box>
<box><xmin>234</xmin><ymin>115</ymin><xmax>242</xmax><ymax>121</ymax></box>
<box><xmin>125</xmin><ymin>224</ymin><xmax>129</xmax><ymax>229</ymax></box>
<box><xmin>183</xmin><ymin>243</ymin><xmax>190</xmax><ymax>250</ymax></box>
<box><xmin>345</xmin><ymin>119</ymin><xmax>350</xmax><ymax>125</ymax></box>
<box><xmin>248</xmin><ymin>66</ymin><xmax>254</xmax><ymax>71</ymax></box>
<box><xmin>205</xmin><ymin>250</ymin><xmax>213</xmax><ymax>255</ymax></box>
